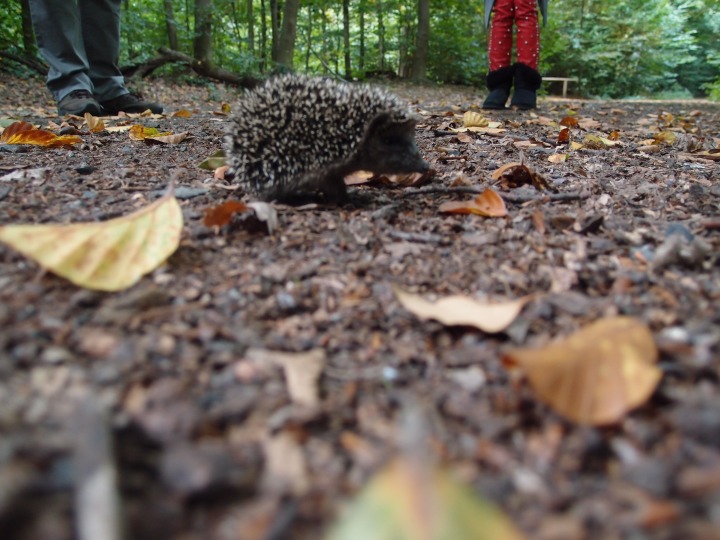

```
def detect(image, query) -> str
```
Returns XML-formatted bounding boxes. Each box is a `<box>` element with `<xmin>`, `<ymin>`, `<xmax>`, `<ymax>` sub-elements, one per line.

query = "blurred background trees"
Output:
<box><xmin>1</xmin><ymin>0</ymin><xmax>718</xmax><ymax>99</ymax></box>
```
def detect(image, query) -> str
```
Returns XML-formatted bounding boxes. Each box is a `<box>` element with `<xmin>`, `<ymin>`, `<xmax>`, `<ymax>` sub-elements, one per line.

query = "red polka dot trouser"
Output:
<box><xmin>488</xmin><ymin>0</ymin><xmax>540</xmax><ymax>71</ymax></box>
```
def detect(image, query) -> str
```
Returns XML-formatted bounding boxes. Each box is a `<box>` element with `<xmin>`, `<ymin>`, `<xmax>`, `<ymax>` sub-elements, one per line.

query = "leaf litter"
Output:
<box><xmin>0</xmin><ymin>74</ymin><xmax>719</xmax><ymax>539</ymax></box>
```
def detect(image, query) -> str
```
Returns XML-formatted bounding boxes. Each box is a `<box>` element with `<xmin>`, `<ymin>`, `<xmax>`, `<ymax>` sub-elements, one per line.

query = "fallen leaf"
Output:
<box><xmin>503</xmin><ymin>317</ymin><xmax>661</xmax><ymax>425</ymax></box>
<box><xmin>394</xmin><ymin>287</ymin><xmax>529</xmax><ymax>333</ymax></box>
<box><xmin>214</xmin><ymin>165</ymin><xmax>229</xmax><ymax>180</ymax></box>
<box><xmin>560</xmin><ymin>116</ymin><xmax>579</xmax><ymax>128</ymax></box>
<box><xmin>143</xmin><ymin>132</ymin><xmax>189</xmax><ymax>145</ymax></box>
<box><xmin>0</xmin><ymin>183</ymin><xmax>183</xmax><ymax>291</ymax></box>
<box><xmin>172</xmin><ymin>109</ymin><xmax>193</xmax><ymax>118</ymax></box>
<box><xmin>84</xmin><ymin>112</ymin><xmax>105</xmax><ymax>133</ymax></box>
<box><xmin>129</xmin><ymin>124</ymin><xmax>172</xmax><ymax>140</ymax></box>
<box><xmin>198</xmin><ymin>150</ymin><xmax>227</xmax><ymax>170</ymax></box>
<box><xmin>327</xmin><ymin>457</ymin><xmax>525</xmax><ymax>540</ymax></box>
<box><xmin>463</xmin><ymin>111</ymin><xmax>489</xmax><ymax>128</ymax></box>
<box><xmin>255</xmin><ymin>349</ymin><xmax>325</xmax><ymax>407</ymax></box>
<box><xmin>548</xmin><ymin>154</ymin><xmax>567</xmax><ymax>163</ymax></box>
<box><xmin>438</xmin><ymin>188</ymin><xmax>508</xmax><ymax>217</ymax></box>
<box><xmin>262</xmin><ymin>431</ymin><xmax>310</xmax><ymax>496</ymax></box>
<box><xmin>557</xmin><ymin>127</ymin><xmax>570</xmax><ymax>144</ymax></box>
<box><xmin>653</xmin><ymin>131</ymin><xmax>677</xmax><ymax>145</ymax></box>
<box><xmin>491</xmin><ymin>163</ymin><xmax>551</xmax><ymax>191</ymax></box>
<box><xmin>0</xmin><ymin>120</ymin><xmax>81</xmax><ymax>147</ymax></box>
<box><xmin>203</xmin><ymin>200</ymin><xmax>249</xmax><ymax>227</ymax></box>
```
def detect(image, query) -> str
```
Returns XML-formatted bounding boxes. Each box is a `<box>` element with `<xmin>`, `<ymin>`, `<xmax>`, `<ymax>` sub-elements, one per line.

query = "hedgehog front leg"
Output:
<box><xmin>279</xmin><ymin>168</ymin><xmax>349</xmax><ymax>205</ymax></box>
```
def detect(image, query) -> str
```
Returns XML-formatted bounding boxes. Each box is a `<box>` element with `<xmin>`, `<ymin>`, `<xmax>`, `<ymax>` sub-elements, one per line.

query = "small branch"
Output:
<box><xmin>387</xmin><ymin>230</ymin><xmax>450</xmax><ymax>245</ymax></box>
<box><xmin>401</xmin><ymin>185</ymin><xmax>589</xmax><ymax>203</ymax></box>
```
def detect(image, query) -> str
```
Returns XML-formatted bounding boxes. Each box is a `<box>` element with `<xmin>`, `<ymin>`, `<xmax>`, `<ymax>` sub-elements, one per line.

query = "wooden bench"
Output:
<box><xmin>543</xmin><ymin>76</ymin><xmax>579</xmax><ymax>98</ymax></box>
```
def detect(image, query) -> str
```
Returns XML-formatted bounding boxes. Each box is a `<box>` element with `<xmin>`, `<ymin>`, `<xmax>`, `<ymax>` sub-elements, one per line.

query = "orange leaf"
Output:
<box><xmin>203</xmin><ymin>200</ymin><xmax>249</xmax><ymax>227</ymax></box>
<box><xmin>559</xmin><ymin>116</ymin><xmax>579</xmax><ymax>128</ymax></box>
<box><xmin>557</xmin><ymin>127</ymin><xmax>570</xmax><ymax>144</ymax></box>
<box><xmin>439</xmin><ymin>188</ymin><xmax>507</xmax><ymax>217</ymax></box>
<box><xmin>503</xmin><ymin>317</ymin><xmax>661</xmax><ymax>425</ymax></box>
<box><xmin>0</xmin><ymin>120</ymin><xmax>81</xmax><ymax>147</ymax></box>
<box><xmin>172</xmin><ymin>109</ymin><xmax>193</xmax><ymax>118</ymax></box>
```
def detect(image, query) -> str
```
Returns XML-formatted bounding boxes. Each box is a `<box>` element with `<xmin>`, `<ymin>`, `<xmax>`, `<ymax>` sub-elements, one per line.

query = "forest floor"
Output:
<box><xmin>0</xmin><ymin>73</ymin><xmax>719</xmax><ymax>540</ymax></box>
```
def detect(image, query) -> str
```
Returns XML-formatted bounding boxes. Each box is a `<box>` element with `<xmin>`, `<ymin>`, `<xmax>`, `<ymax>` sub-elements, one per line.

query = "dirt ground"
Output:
<box><xmin>0</xmin><ymin>73</ymin><xmax>719</xmax><ymax>540</ymax></box>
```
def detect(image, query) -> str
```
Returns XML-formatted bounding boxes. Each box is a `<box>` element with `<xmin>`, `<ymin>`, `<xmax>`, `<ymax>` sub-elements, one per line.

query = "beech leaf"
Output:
<box><xmin>0</xmin><ymin>185</ymin><xmax>183</xmax><ymax>291</ymax></box>
<box><xmin>394</xmin><ymin>287</ymin><xmax>529</xmax><ymax>333</ymax></box>
<box><xmin>503</xmin><ymin>316</ymin><xmax>661</xmax><ymax>426</ymax></box>
<box><xmin>327</xmin><ymin>457</ymin><xmax>525</xmax><ymax>540</ymax></box>
<box><xmin>0</xmin><ymin>120</ymin><xmax>81</xmax><ymax>147</ymax></box>
<box><xmin>438</xmin><ymin>187</ymin><xmax>508</xmax><ymax>217</ymax></box>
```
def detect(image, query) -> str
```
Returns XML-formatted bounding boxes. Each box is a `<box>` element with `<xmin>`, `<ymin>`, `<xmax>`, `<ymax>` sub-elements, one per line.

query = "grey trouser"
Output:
<box><xmin>28</xmin><ymin>0</ymin><xmax>128</xmax><ymax>102</ymax></box>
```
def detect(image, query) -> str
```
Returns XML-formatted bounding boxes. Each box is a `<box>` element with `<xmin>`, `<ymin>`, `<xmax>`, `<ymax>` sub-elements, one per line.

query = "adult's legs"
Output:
<box><xmin>79</xmin><ymin>0</ymin><xmax>128</xmax><ymax>101</ymax></box>
<box><xmin>27</xmin><ymin>0</ymin><xmax>92</xmax><ymax>101</ymax></box>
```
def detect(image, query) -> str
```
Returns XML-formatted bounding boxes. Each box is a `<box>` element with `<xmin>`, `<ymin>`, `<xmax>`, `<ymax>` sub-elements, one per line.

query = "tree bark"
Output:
<box><xmin>247</xmin><ymin>0</ymin><xmax>255</xmax><ymax>58</ymax></box>
<box><xmin>377</xmin><ymin>0</ymin><xmax>386</xmax><ymax>71</ymax></box>
<box><xmin>412</xmin><ymin>0</ymin><xmax>430</xmax><ymax>80</ymax></box>
<box><xmin>260</xmin><ymin>0</ymin><xmax>268</xmax><ymax>71</ymax></box>
<box><xmin>270</xmin><ymin>0</ymin><xmax>280</xmax><ymax>62</ymax></box>
<box><xmin>193</xmin><ymin>0</ymin><xmax>213</xmax><ymax>64</ymax></box>
<box><xmin>20</xmin><ymin>0</ymin><xmax>37</xmax><ymax>57</ymax></box>
<box><xmin>275</xmin><ymin>0</ymin><xmax>300</xmax><ymax>68</ymax></box>
<box><xmin>342</xmin><ymin>0</ymin><xmax>351</xmax><ymax>78</ymax></box>
<box><xmin>359</xmin><ymin>0</ymin><xmax>366</xmax><ymax>73</ymax></box>
<box><xmin>163</xmin><ymin>0</ymin><xmax>179</xmax><ymax>51</ymax></box>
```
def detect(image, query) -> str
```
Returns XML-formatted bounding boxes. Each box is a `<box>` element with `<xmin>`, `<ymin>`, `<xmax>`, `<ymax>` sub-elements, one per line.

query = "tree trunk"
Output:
<box><xmin>260</xmin><ymin>0</ymin><xmax>268</xmax><ymax>71</ymax></box>
<box><xmin>270</xmin><ymin>0</ymin><xmax>280</xmax><ymax>62</ymax></box>
<box><xmin>377</xmin><ymin>0</ymin><xmax>385</xmax><ymax>71</ymax></box>
<box><xmin>163</xmin><ymin>0</ymin><xmax>179</xmax><ymax>51</ymax></box>
<box><xmin>342</xmin><ymin>0</ymin><xmax>351</xmax><ymax>78</ymax></box>
<box><xmin>20</xmin><ymin>0</ymin><xmax>37</xmax><ymax>57</ymax></box>
<box><xmin>359</xmin><ymin>0</ymin><xmax>366</xmax><ymax>73</ymax></box>
<box><xmin>247</xmin><ymin>0</ymin><xmax>255</xmax><ymax>58</ymax></box>
<box><xmin>194</xmin><ymin>0</ymin><xmax>213</xmax><ymax>64</ymax></box>
<box><xmin>275</xmin><ymin>0</ymin><xmax>300</xmax><ymax>68</ymax></box>
<box><xmin>411</xmin><ymin>0</ymin><xmax>429</xmax><ymax>80</ymax></box>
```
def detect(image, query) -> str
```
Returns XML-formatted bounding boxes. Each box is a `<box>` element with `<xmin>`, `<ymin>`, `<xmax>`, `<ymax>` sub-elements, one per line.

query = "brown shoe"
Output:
<box><xmin>57</xmin><ymin>90</ymin><xmax>102</xmax><ymax>116</ymax></box>
<box><xmin>100</xmin><ymin>93</ymin><xmax>163</xmax><ymax>115</ymax></box>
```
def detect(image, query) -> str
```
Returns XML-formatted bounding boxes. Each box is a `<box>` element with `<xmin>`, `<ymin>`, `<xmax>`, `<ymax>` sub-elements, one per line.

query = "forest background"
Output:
<box><xmin>1</xmin><ymin>0</ymin><xmax>719</xmax><ymax>101</ymax></box>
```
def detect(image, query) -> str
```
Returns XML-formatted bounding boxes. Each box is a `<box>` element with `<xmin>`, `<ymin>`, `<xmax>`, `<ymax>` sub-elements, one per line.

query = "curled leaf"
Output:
<box><xmin>394</xmin><ymin>287</ymin><xmax>529</xmax><ymax>333</ymax></box>
<box><xmin>439</xmin><ymin>188</ymin><xmax>508</xmax><ymax>217</ymax></box>
<box><xmin>503</xmin><ymin>317</ymin><xmax>661</xmax><ymax>425</ymax></box>
<box><xmin>0</xmin><ymin>185</ymin><xmax>183</xmax><ymax>291</ymax></box>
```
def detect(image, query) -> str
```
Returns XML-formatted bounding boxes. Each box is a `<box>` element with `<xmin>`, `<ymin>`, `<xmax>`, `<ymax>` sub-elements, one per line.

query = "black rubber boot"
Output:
<box><xmin>482</xmin><ymin>65</ymin><xmax>515</xmax><ymax>109</ymax></box>
<box><xmin>510</xmin><ymin>63</ymin><xmax>542</xmax><ymax>110</ymax></box>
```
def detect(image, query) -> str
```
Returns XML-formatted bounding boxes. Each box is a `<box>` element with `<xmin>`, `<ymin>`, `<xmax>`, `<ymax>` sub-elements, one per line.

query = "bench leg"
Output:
<box><xmin>562</xmin><ymin>80</ymin><xmax>568</xmax><ymax>98</ymax></box>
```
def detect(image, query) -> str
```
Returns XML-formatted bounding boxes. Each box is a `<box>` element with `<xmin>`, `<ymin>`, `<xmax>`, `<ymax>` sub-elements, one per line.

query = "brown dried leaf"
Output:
<box><xmin>438</xmin><ymin>188</ymin><xmax>508</xmax><ymax>217</ymax></box>
<box><xmin>203</xmin><ymin>200</ymin><xmax>249</xmax><ymax>227</ymax></box>
<box><xmin>0</xmin><ymin>120</ymin><xmax>81</xmax><ymax>147</ymax></box>
<box><xmin>394</xmin><ymin>287</ymin><xmax>529</xmax><ymax>333</ymax></box>
<box><xmin>503</xmin><ymin>317</ymin><xmax>661</xmax><ymax>425</ymax></box>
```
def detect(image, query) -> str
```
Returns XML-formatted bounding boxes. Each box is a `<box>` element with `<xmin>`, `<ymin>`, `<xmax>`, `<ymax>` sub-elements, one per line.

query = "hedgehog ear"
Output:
<box><xmin>367</xmin><ymin>112</ymin><xmax>417</xmax><ymax>136</ymax></box>
<box><xmin>366</xmin><ymin>112</ymin><xmax>393</xmax><ymax>136</ymax></box>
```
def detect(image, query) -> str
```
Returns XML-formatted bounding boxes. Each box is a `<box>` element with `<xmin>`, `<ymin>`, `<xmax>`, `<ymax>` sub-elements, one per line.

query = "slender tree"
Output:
<box><xmin>412</xmin><ymin>0</ymin><xmax>429</xmax><ymax>80</ymax></box>
<box><xmin>275</xmin><ymin>0</ymin><xmax>300</xmax><ymax>67</ymax></box>
<box><xmin>342</xmin><ymin>0</ymin><xmax>351</xmax><ymax>78</ymax></box>
<box><xmin>247</xmin><ymin>0</ymin><xmax>255</xmax><ymax>58</ymax></box>
<box><xmin>194</xmin><ymin>0</ymin><xmax>213</xmax><ymax>63</ymax></box>
<box><xmin>20</xmin><ymin>0</ymin><xmax>36</xmax><ymax>56</ymax></box>
<box><xmin>163</xmin><ymin>0</ymin><xmax>179</xmax><ymax>50</ymax></box>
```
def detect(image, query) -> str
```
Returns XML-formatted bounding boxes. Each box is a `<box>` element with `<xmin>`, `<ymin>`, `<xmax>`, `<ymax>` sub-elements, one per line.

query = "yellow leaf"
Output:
<box><xmin>394</xmin><ymin>287</ymin><xmax>529</xmax><ymax>333</ymax></box>
<box><xmin>327</xmin><ymin>457</ymin><xmax>525</xmax><ymax>540</ymax></box>
<box><xmin>84</xmin><ymin>112</ymin><xmax>105</xmax><ymax>133</ymax></box>
<box><xmin>503</xmin><ymin>317</ymin><xmax>661</xmax><ymax>426</ymax></box>
<box><xmin>0</xmin><ymin>185</ymin><xmax>183</xmax><ymax>291</ymax></box>
<box><xmin>129</xmin><ymin>124</ymin><xmax>171</xmax><ymax>140</ymax></box>
<box><xmin>463</xmin><ymin>111</ymin><xmax>489</xmax><ymax>128</ymax></box>
<box><xmin>172</xmin><ymin>109</ymin><xmax>193</xmax><ymax>118</ymax></box>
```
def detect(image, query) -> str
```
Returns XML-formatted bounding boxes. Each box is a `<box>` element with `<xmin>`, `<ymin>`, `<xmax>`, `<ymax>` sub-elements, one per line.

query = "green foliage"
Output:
<box><xmin>2</xmin><ymin>0</ymin><xmax>717</xmax><ymax>98</ymax></box>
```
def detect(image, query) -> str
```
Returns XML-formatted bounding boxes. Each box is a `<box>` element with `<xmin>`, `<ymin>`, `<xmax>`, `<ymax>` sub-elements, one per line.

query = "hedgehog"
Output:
<box><xmin>224</xmin><ymin>74</ymin><xmax>429</xmax><ymax>205</ymax></box>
